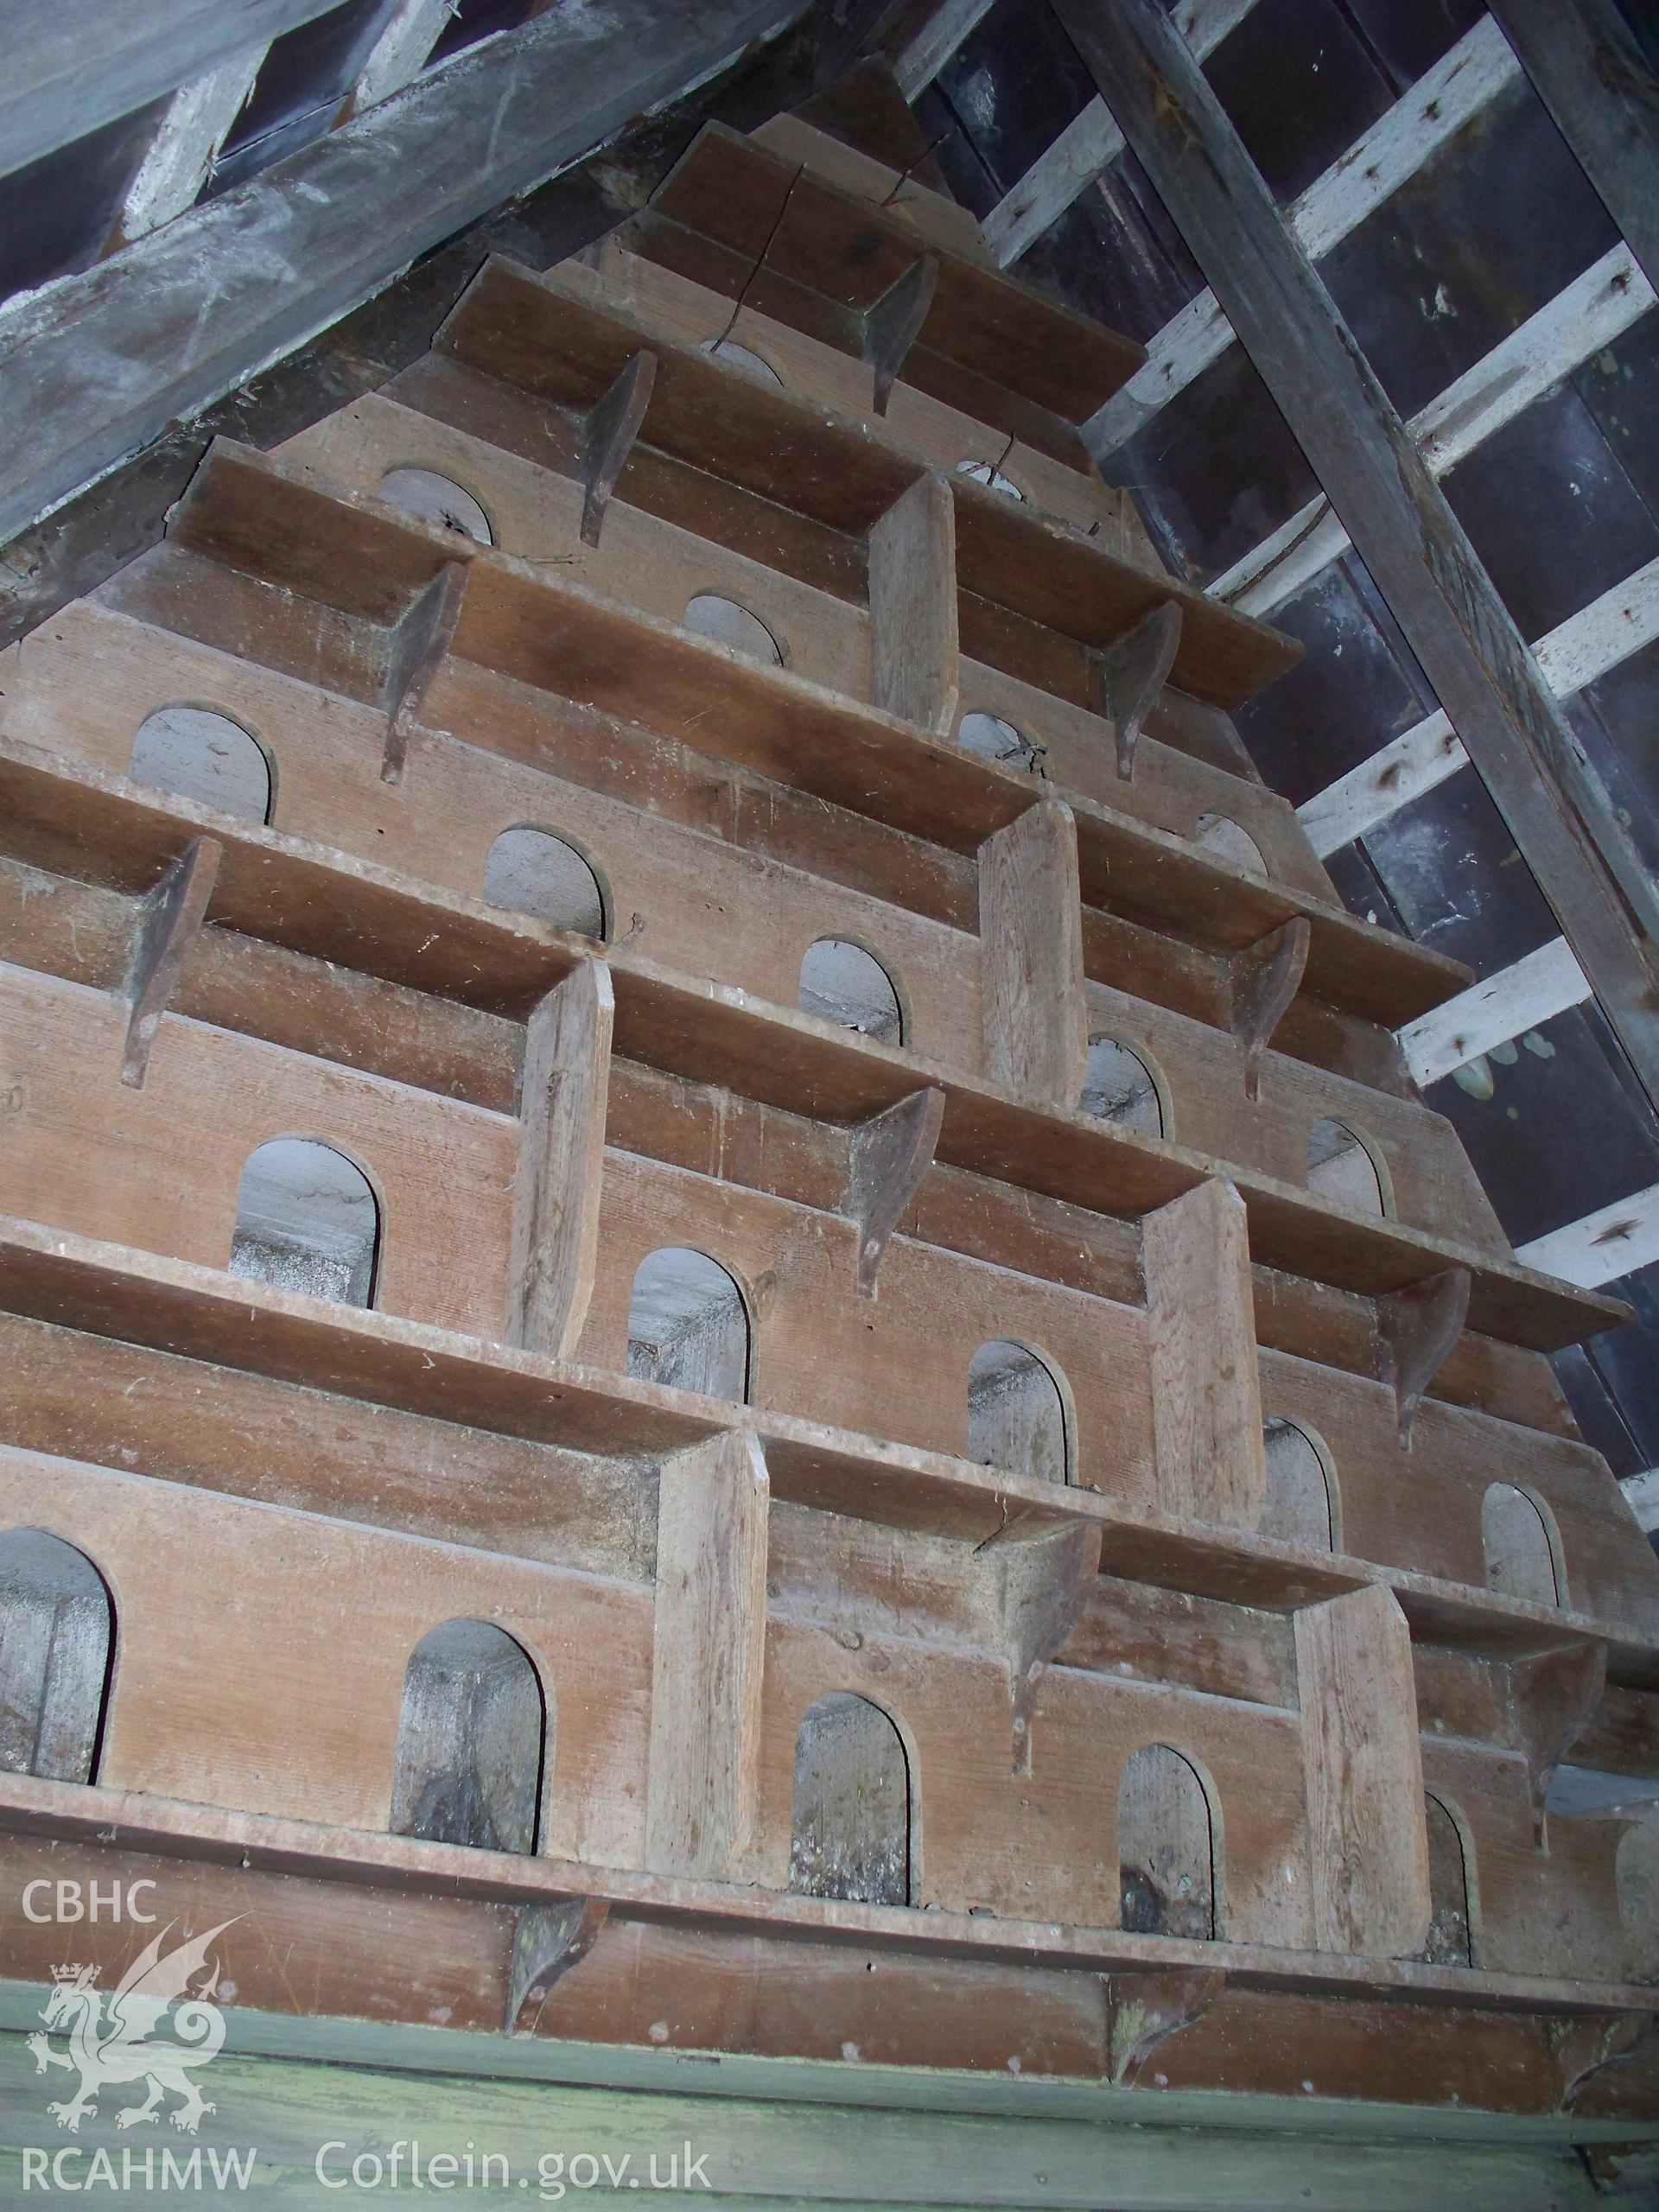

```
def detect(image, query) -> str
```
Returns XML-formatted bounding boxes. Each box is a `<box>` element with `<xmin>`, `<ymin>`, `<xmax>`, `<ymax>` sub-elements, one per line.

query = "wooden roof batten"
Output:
<box><xmin>1050</xmin><ymin>0</ymin><xmax>1659</xmax><ymax>1139</ymax></box>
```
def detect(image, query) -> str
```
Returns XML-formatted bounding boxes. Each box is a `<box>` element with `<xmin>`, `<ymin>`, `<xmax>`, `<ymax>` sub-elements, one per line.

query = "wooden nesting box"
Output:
<box><xmin>2</xmin><ymin>74</ymin><xmax>1657</xmax><ymax>2159</ymax></box>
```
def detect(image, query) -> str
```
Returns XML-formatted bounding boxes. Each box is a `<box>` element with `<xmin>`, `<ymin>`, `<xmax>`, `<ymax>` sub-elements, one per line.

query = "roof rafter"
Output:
<box><xmin>0</xmin><ymin>0</ymin><xmax>807</xmax><ymax>553</ymax></box>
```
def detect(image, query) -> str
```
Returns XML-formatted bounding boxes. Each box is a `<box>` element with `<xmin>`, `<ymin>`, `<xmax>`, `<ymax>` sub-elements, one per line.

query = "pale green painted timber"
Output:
<box><xmin>0</xmin><ymin>1981</ymin><xmax>1653</xmax><ymax>2209</ymax></box>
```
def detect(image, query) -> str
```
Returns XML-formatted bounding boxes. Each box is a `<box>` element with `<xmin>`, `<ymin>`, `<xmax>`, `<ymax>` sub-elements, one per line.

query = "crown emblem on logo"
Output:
<box><xmin>50</xmin><ymin>1964</ymin><xmax>95</xmax><ymax>1986</ymax></box>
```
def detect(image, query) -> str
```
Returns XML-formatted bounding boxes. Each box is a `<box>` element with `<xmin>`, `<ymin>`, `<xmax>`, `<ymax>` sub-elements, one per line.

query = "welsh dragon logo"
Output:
<box><xmin>28</xmin><ymin>1920</ymin><xmax>236</xmax><ymax>2136</ymax></box>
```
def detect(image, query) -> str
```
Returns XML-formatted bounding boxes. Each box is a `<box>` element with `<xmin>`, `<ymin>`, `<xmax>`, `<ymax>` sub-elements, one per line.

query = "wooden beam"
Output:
<box><xmin>868</xmin><ymin>469</ymin><xmax>957</xmax><ymax>735</ymax></box>
<box><xmin>982</xmin><ymin>1516</ymin><xmax>1103</xmax><ymax>1772</ymax></box>
<box><xmin>505</xmin><ymin>1897</ymin><xmax>609</xmax><ymax>2034</ymax></box>
<box><xmin>1295</xmin><ymin>1583</ymin><xmax>1431</xmax><ymax>1957</ymax></box>
<box><xmin>888</xmin><ymin>0</ymin><xmax>998</xmax><ymax>97</ymax></box>
<box><xmin>1085</xmin><ymin>18</ymin><xmax>1520</xmax><ymax>452</ymax></box>
<box><xmin>1516</xmin><ymin>1184</ymin><xmax>1659</xmax><ymax>1290</ymax></box>
<box><xmin>1056</xmin><ymin>0</ymin><xmax>1659</xmax><ymax>1120</ymax></box>
<box><xmin>843</xmin><ymin>1087</ymin><xmax>944</xmax><ymax>1295</ymax></box>
<box><xmin>1094</xmin><ymin>601</ymin><xmax>1181</xmax><ymax>784</ymax></box>
<box><xmin>1378</xmin><ymin>1267</ymin><xmax>1471</xmax><ymax>1448</ymax></box>
<box><xmin>1513</xmin><ymin>1641</ymin><xmax>1609</xmax><ymax>1843</ymax></box>
<box><xmin>342</xmin><ymin>0</ymin><xmax>452</xmax><ymax>120</ymax></box>
<box><xmin>976</xmin><ymin>799</ymin><xmax>1087</xmax><ymax>1110</ymax></box>
<box><xmin>861</xmin><ymin>251</ymin><xmax>939</xmax><ymax>416</ymax></box>
<box><xmin>1488</xmin><ymin>0</ymin><xmax>1659</xmax><ymax>305</ymax></box>
<box><xmin>578</xmin><ymin>351</ymin><xmax>658</xmax><ymax>549</ymax></box>
<box><xmin>1105</xmin><ymin>1967</ymin><xmax>1227</xmax><ymax>2087</ymax></box>
<box><xmin>1213</xmin><ymin>244</ymin><xmax>1656</xmax><ymax>617</ymax></box>
<box><xmin>505</xmin><ymin>959</ymin><xmax>613</xmax><ymax>1361</ymax></box>
<box><xmin>645</xmin><ymin>1429</ymin><xmax>770</xmax><ymax>1880</ymax></box>
<box><xmin>380</xmin><ymin>559</ymin><xmax>468</xmax><ymax>783</ymax></box>
<box><xmin>1228</xmin><ymin>915</ymin><xmax>1308</xmax><ymax>1103</ymax></box>
<box><xmin>109</xmin><ymin>48</ymin><xmax>268</xmax><ymax>249</ymax></box>
<box><xmin>1399</xmin><ymin>938</ymin><xmax>1592</xmax><ymax>1090</ymax></box>
<box><xmin>0</xmin><ymin>0</ymin><xmax>340</xmax><ymax>184</ymax></box>
<box><xmin>0</xmin><ymin>0</ymin><xmax>804</xmax><ymax>548</ymax></box>
<box><xmin>1298</xmin><ymin>550</ymin><xmax>1659</xmax><ymax>855</ymax></box>
<box><xmin>981</xmin><ymin>0</ymin><xmax>1257</xmax><ymax>268</ymax></box>
<box><xmin>1142</xmin><ymin>1178</ymin><xmax>1267</xmax><ymax>1531</ymax></box>
<box><xmin>120</xmin><ymin>836</ymin><xmax>221</xmax><ymax>1089</ymax></box>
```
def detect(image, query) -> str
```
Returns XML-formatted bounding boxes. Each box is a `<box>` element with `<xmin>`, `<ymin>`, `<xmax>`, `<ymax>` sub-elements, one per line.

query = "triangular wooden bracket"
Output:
<box><xmin>506</xmin><ymin>1897</ymin><xmax>610</xmax><ymax>2036</ymax></box>
<box><xmin>506</xmin><ymin>959</ymin><xmax>614</xmax><ymax>1361</ymax></box>
<box><xmin>580</xmin><ymin>350</ymin><xmax>658</xmax><ymax>547</ymax></box>
<box><xmin>982</xmin><ymin>1517</ymin><xmax>1103</xmax><ymax>1773</ymax></box>
<box><xmin>1513</xmin><ymin>1639</ymin><xmax>1608</xmax><ymax>1847</ymax></box>
<box><xmin>843</xmin><ymin>1087</ymin><xmax>944</xmax><ymax>1296</ymax></box>
<box><xmin>1378</xmin><ymin>1264</ymin><xmax>1470</xmax><ymax>1446</ymax></box>
<box><xmin>381</xmin><ymin>557</ymin><xmax>469</xmax><ymax>784</ymax></box>
<box><xmin>1105</xmin><ymin>1967</ymin><xmax>1226</xmax><ymax>2087</ymax></box>
<box><xmin>1094</xmin><ymin>601</ymin><xmax>1182</xmax><ymax>782</ymax></box>
<box><xmin>1229</xmin><ymin>915</ymin><xmax>1309</xmax><ymax>1102</ymax></box>
<box><xmin>1548</xmin><ymin>2009</ymin><xmax>1656</xmax><ymax>2109</ymax></box>
<box><xmin>121</xmin><ymin>836</ymin><xmax>222</xmax><ymax>1090</ymax></box>
<box><xmin>861</xmin><ymin>250</ymin><xmax>938</xmax><ymax>414</ymax></box>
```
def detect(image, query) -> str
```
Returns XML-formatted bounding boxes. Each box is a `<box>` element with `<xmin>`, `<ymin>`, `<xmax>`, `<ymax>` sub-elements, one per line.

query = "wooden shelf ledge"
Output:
<box><xmin>165</xmin><ymin>439</ymin><xmax>1464</xmax><ymax>1033</ymax></box>
<box><xmin>0</xmin><ymin>740</ymin><xmax>1618</xmax><ymax>1353</ymax></box>
<box><xmin>441</xmin><ymin>256</ymin><xmax>1296</xmax><ymax>714</ymax></box>
<box><xmin>0</xmin><ymin>1213</ymin><xmax>1647</xmax><ymax>1674</ymax></box>
<box><xmin>0</xmin><ymin>1773</ymin><xmax>1652</xmax><ymax>2018</ymax></box>
<box><xmin>636</xmin><ymin>122</ymin><xmax>1145</xmax><ymax>450</ymax></box>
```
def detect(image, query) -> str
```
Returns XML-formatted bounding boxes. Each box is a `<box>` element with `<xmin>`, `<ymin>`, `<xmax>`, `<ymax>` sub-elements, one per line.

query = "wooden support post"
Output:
<box><xmin>1093</xmin><ymin>601</ymin><xmax>1181</xmax><ymax>783</ymax></box>
<box><xmin>980</xmin><ymin>1516</ymin><xmax>1103</xmax><ymax>1772</ymax></box>
<box><xmin>579</xmin><ymin>351</ymin><xmax>657</xmax><ymax>549</ymax></box>
<box><xmin>861</xmin><ymin>251</ymin><xmax>939</xmax><ymax>414</ymax></box>
<box><xmin>1142</xmin><ymin>1179</ymin><xmax>1267</xmax><ymax>1530</ymax></box>
<box><xmin>381</xmin><ymin>558</ymin><xmax>468</xmax><ymax>784</ymax></box>
<box><xmin>1228</xmin><ymin>915</ymin><xmax>1309</xmax><ymax>1103</ymax></box>
<box><xmin>1294</xmin><ymin>1583</ymin><xmax>1430</xmax><ymax>1957</ymax></box>
<box><xmin>1056</xmin><ymin>0</ymin><xmax>1659</xmax><ymax>1122</ymax></box>
<box><xmin>505</xmin><ymin>1897</ymin><xmax>609</xmax><ymax>2035</ymax></box>
<box><xmin>977</xmin><ymin>799</ymin><xmax>1087</xmax><ymax>1109</ymax></box>
<box><xmin>1105</xmin><ymin>1967</ymin><xmax>1227</xmax><ymax>2086</ymax></box>
<box><xmin>121</xmin><ymin>836</ymin><xmax>221</xmax><ymax>1090</ymax></box>
<box><xmin>1377</xmin><ymin>1265</ymin><xmax>1471</xmax><ymax>1447</ymax></box>
<box><xmin>1512</xmin><ymin>1640</ymin><xmax>1607</xmax><ymax>1844</ymax></box>
<box><xmin>645</xmin><ymin>1429</ymin><xmax>770</xmax><ymax>1880</ymax></box>
<box><xmin>868</xmin><ymin>470</ymin><xmax>957</xmax><ymax>735</ymax></box>
<box><xmin>1488</xmin><ymin>0</ymin><xmax>1659</xmax><ymax>306</ymax></box>
<box><xmin>505</xmin><ymin>959</ymin><xmax>613</xmax><ymax>1362</ymax></box>
<box><xmin>843</xmin><ymin>1087</ymin><xmax>944</xmax><ymax>1296</ymax></box>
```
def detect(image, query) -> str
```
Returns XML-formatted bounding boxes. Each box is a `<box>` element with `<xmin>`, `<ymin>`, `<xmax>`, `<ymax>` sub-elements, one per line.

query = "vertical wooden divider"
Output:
<box><xmin>1294</xmin><ymin>1582</ymin><xmax>1431</xmax><ymax>1957</ymax></box>
<box><xmin>868</xmin><ymin>468</ymin><xmax>958</xmax><ymax>735</ymax></box>
<box><xmin>645</xmin><ymin>1428</ymin><xmax>771</xmax><ymax>1879</ymax></box>
<box><xmin>505</xmin><ymin>957</ymin><xmax>613</xmax><ymax>1360</ymax></box>
<box><xmin>977</xmin><ymin>798</ymin><xmax>1088</xmax><ymax>1109</ymax></box>
<box><xmin>1142</xmin><ymin>1178</ymin><xmax>1267</xmax><ymax>1529</ymax></box>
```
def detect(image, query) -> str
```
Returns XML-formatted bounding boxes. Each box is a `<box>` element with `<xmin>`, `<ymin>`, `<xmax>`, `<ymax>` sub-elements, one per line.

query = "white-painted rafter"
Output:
<box><xmin>892</xmin><ymin>0</ymin><xmax>998</xmax><ymax>98</ymax></box>
<box><xmin>111</xmin><ymin>47</ymin><xmax>268</xmax><ymax>247</ymax></box>
<box><xmin>1083</xmin><ymin>16</ymin><xmax>1521</xmax><ymax>454</ymax></box>
<box><xmin>980</xmin><ymin>0</ymin><xmax>1256</xmax><ymax>266</ymax></box>
<box><xmin>1297</xmin><ymin>551</ymin><xmax>1659</xmax><ymax>856</ymax></box>
<box><xmin>1211</xmin><ymin>242</ymin><xmax>1656</xmax><ymax>615</ymax></box>
<box><xmin>1516</xmin><ymin>1184</ymin><xmax>1659</xmax><ymax>1289</ymax></box>
<box><xmin>1397</xmin><ymin>937</ymin><xmax>1592</xmax><ymax>1088</ymax></box>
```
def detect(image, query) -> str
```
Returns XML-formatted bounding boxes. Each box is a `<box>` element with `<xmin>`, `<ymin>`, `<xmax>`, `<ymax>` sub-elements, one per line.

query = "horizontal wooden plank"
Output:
<box><xmin>1516</xmin><ymin>1185</ymin><xmax>1659</xmax><ymax>1290</ymax></box>
<box><xmin>166</xmin><ymin>439</ymin><xmax>1458</xmax><ymax>1031</ymax></box>
<box><xmin>0</xmin><ymin>1768</ymin><xmax>1653</xmax><ymax>2016</ymax></box>
<box><xmin>0</xmin><ymin>738</ymin><xmax>1611</xmax><ymax>1351</ymax></box>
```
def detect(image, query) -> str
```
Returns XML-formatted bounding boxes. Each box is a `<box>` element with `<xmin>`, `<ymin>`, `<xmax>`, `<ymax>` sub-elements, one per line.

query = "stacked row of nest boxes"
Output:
<box><xmin>2</xmin><ymin>87</ymin><xmax>1657</xmax><ymax>2102</ymax></box>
